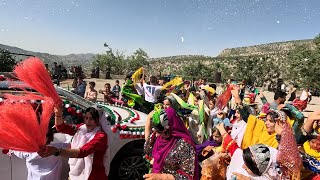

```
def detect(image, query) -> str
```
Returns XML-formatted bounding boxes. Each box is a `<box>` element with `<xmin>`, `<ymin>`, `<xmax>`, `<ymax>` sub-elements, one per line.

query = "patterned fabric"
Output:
<box><xmin>162</xmin><ymin>139</ymin><xmax>196</xmax><ymax>179</ymax></box>
<box><xmin>144</xmin><ymin>136</ymin><xmax>196</xmax><ymax>179</ymax></box>
<box><xmin>277</xmin><ymin>118</ymin><xmax>302</xmax><ymax>180</ymax></box>
<box><xmin>148</xmin><ymin>107</ymin><xmax>198</xmax><ymax>179</ymax></box>
<box><xmin>249</xmin><ymin>144</ymin><xmax>271</xmax><ymax>174</ymax></box>
<box><xmin>301</xmin><ymin>152</ymin><xmax>320</xmax><ymax>174</ymax></box>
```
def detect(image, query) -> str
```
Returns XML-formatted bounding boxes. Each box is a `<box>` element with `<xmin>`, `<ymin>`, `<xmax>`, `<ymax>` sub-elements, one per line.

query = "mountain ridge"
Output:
<box><xmin>1</xmin><ymin>38</ymin><xmax>315</xmax><ymax>68</ymax></box>
<box><xmin>0</xmin><ymin>43</ymin><xmax>96</xmax><ymax>67</ymax></box>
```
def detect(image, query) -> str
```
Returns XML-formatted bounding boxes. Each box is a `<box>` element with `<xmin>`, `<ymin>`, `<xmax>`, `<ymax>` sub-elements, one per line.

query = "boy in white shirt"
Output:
<box><xmin>143</xmin><ymin>76</ymin><xmax>162</xmax><ymax>104</ymax></box>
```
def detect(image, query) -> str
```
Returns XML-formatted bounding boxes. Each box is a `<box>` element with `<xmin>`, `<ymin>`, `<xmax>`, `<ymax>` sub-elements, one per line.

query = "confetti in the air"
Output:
<box><xmin>181</xmin><ymin>37</ymin><xmax>184</xmax><ymax>43</ymax></box>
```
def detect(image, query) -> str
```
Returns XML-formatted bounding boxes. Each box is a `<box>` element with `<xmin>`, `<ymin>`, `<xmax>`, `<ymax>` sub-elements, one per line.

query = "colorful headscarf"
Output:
<box><xmin>248</xmin><ymin>144</ymin><xmax>271</xmax><ymax>175</ymax></box>
<box><xmin>227</xmin><ymin>145</ymin><xmax>278</xmax><ymax>180</ymax></box>
<box><xmin>276</xmin><ymin>110</ymin><xmax>302</xmax><ymax>180</ymax></box>
<box><xmin>151</xmin><ymin>107</ymin><xmax>198</xmax><ymax>179</ymax></box>
<box><xmin>164</xmin><ymin>95</ymin><xmax>179</xmax><ymax>111</ymax></box>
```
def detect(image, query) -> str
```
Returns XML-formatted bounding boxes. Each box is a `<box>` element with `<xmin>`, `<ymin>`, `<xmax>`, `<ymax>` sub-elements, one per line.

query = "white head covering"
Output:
<box><xmin>92</xmin><ymin>105</ymin><xmax>112</xmax><ymax>176</ymax></box>
<box><xmin>226</xmin><ymin>145</ymin><xmax>278</xmax><ymax>180</ymax></box>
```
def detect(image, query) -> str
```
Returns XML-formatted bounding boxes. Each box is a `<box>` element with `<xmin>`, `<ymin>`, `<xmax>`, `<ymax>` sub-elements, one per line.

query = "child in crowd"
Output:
<box><xmin>112</xmin><ymin>80</ymin><xmax>121</xmax><ymax>99</ymax></box>
<box><xmin>85</xmin><ymin>81</ymin><xmax>98</xmax><ymax>102</ymax></box>
<box><xmin>99</xmin><ymin>83</ymin><xmax>117</xmax><ymax>104</ymax></box>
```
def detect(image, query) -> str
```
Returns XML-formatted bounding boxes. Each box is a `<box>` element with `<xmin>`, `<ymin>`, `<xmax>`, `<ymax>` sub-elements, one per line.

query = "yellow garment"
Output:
<box><xmin>202</xmin><ymin>85</ymin><xmax>216</xmax><ymax>95</ymax></box>
<box><xmin>162</xmin><ymin>77</ymin><xmax>183</xmax><ymax>90</ymax></box>
<box><xmin>288</xmin><ymin>117</ymin><xmax>295</xmax><ymax>127</ymax></box>
<box><xmin>241</xmin><ymin>115</ymin><xmax>278</xmax><ymax>149</ymax></box>
<box><xmin>188</xmin><ymin>93</ymin><xmax>195</xmax><ymax>105</ymax></box>
<box><xmin>131</xmin><ymin>67</ymin><xmax>143</xmax><ymax>84</ymax></box>
<box><xmin>303</xmin><ymin>141</ymin><xmax>320</xmax><ymax>160</ymax></box>
<box><xmin>214</xmin><ymin>146</ymin><xmax>222</xmax><ymax>153</ymax></box>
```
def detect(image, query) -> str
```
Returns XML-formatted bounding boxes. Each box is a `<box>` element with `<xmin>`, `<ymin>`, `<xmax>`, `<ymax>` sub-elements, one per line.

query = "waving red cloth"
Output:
<box><xmin>0</xmin><ymin>57</ymin><xmax>60</xmax><ymax>152</ymax></box>
<box><xmin>11</xmin><ymin>57</ymin><xmax>61</xmax><ymax>105</ymax></box>
<box><xmin>0</xmin><ymin>97</ymin><xmax>54</xmax><ymax>152</ymax></box>
<box><xmin>216</xmin><ymin>86</ymin><xmax>232</xmax><ymax>110</ymax></box>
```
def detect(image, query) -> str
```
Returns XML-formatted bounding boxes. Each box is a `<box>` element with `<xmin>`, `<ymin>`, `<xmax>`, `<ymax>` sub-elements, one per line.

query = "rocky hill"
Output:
<box><xmin>1</xmin><ymin>38</ymin><xmax>316</xmax><ymax>82</ymax></box>
<box><xmin>218</xmin><ymin>39</ymin><xmax>314</xmax><ymax>57</ymax></box>
<box><xmin>0</xmin><ymin>44</ymin><xmax>95</xmax><ymax>68</ymax></box>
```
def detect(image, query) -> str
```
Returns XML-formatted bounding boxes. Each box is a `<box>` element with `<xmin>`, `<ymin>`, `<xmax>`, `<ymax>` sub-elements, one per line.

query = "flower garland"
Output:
<box><xmin>97</xmin><ymin>102</ymin><xmax>146</xmax><ymax>139</ymax></box>
<box><xmin>99</xmin><ymin>102</ymin><xmax>141</xmax><ymax>124</ymax></box>
<box><xmin>62</xmin><ymin>100</ymin><xmax>84</xmax><ymax>124</ymax></box>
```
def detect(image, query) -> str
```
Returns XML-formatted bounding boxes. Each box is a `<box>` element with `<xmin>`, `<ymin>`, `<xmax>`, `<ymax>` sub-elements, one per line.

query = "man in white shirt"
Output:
<box><xmin>143</xmin><ymin>76</ymin><xmax>162</xmax><ymax>104</ymax></box>
<box><xmin>7</xmin><ymin>129</ymin><xmax>69</xmax><ymax>180</ymax></box>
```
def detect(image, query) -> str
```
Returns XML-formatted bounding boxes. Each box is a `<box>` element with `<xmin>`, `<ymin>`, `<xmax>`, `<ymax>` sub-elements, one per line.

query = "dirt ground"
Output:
<box><xmin>60</xmin><ymin>78</ymin><xmax>320</xmax><ymax>118</ymax></box>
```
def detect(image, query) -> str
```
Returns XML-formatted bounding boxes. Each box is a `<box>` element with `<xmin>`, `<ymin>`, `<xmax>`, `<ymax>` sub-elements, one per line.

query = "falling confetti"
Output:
<box><xmin>181</xmin><ymin>37</ymin><xmax>184</xmax><ymax>43</ymax></box>
<box><xmin>277</xmin><ymin>20</ymin><xmax>280</xmax><ymax>24</ymax></box>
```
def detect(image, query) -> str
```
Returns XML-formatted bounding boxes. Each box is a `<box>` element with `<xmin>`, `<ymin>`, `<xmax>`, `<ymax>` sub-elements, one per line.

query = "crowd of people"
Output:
<box><xmin>45</xmin><ymin>62</ymin><xmax>85</xmax><ymax>86</ymax></box>
<box><xmin>112</xmin><ymin>68</ymin><xmax>319</xmax><ymax>180</ymax></box>
<box><xmin>74</xmin><ymin>67</ymin><xmax>318</xmax><ymax>180</ymax></box>
<box><xmin>2</xmin><ymin>65</ymin><xmax>320</xmax><ymax>180</ymax></box>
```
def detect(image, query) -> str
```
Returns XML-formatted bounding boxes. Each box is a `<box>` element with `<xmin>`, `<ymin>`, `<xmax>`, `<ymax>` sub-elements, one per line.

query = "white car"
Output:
<box><xmin>0</xmin><ymin>81</ymin><xmax>148</xmax><ymax>180</ymax></box>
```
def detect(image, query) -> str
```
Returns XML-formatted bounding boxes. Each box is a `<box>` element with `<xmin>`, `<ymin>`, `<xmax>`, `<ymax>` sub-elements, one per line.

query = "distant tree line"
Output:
<box><xmin>92</xmin><ymin>44</ymin><xmax>149</xmax><ymax>76</ymax></box>
<box><xmin>2</xmin><ymin>34</ymin><xmax>319</xmax><ymax>89</ymax></box>
<box><xmin>0</xmin><ymin>49</ymin><xmax>17</xmax><ymax>72</ymax></box>
<box><xmin>287</xmin><ymin>34</ymin><xmax>320</xmax><ymax>89</ymax></box>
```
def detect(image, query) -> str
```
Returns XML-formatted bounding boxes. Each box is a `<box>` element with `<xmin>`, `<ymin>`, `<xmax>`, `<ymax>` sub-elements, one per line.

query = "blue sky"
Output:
<box><xmin>0</xmin><ymin>0</ymin><xmax>319</xmax><ymax>57</ymax></box>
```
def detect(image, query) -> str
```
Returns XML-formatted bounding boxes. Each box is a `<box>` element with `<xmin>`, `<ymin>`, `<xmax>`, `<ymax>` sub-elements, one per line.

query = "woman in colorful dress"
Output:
<box><xmin>38</xmin><ymin>106</ymin><xmax>108</xmax><ymax>180</ymax></box>
<box><xmin>217</xmin><ymin>110</ymin><xmax>302</xmax><ymax>180</ymax></box>
<box><xmin>143</xmin><ymin>107</ymin><xmax>198</xmax><ymax>180</ymax></box>
<box><xmin>230</xmin><ymin>86</ymin><xmax>303</xmax><ymax>149</ymax></box>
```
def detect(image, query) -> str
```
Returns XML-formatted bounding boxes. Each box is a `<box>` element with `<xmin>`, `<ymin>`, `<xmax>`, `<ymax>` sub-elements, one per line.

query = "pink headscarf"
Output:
<box><xmin>151</xmin><ymin>107</ymin><xmax>198</xmax><ymax>179</ymax></box>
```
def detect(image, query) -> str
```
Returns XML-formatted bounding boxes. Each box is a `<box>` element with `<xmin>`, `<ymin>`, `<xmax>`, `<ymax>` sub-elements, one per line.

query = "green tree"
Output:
<box><xmin>232</xmin><ymin>56</ymin><xmax>281</xmax><ymax>86</ymax></box>
<box><xmin>210</xmin><ymin>62</ymin><xmax>232</xmax><ymax>82</ymax></box>
<box><xmin>313</xmin><ymin>34</ymin><xmax>320</xmax><ymax>48</ymax></box>
<box><xmin>233</xmin><ymin>57</ymin><xmax>259</xmax><ymax>85</ymax></box>
<box><xmin>287</xmin><ymin>34</ymin><xmax>320</xmax><ymax>88</ymax></box>
<box><xmin>0</xmin><ymin>49</ymin><xmax>16</xmax><ymax>72</ymax></box>
<box><xmin>181</xmin><ymin>61</ymin><xmax>211</xmax><ymax>80</ymax></box>
<box><xmin>127</xmin><ymin>48</ymin><xmax>149</xmax><ymax>71</ymax></box>
<box><xmin>92</xmin><ymin>44</ymin><xmax>126</xmax><ymax>75</ymax></box>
